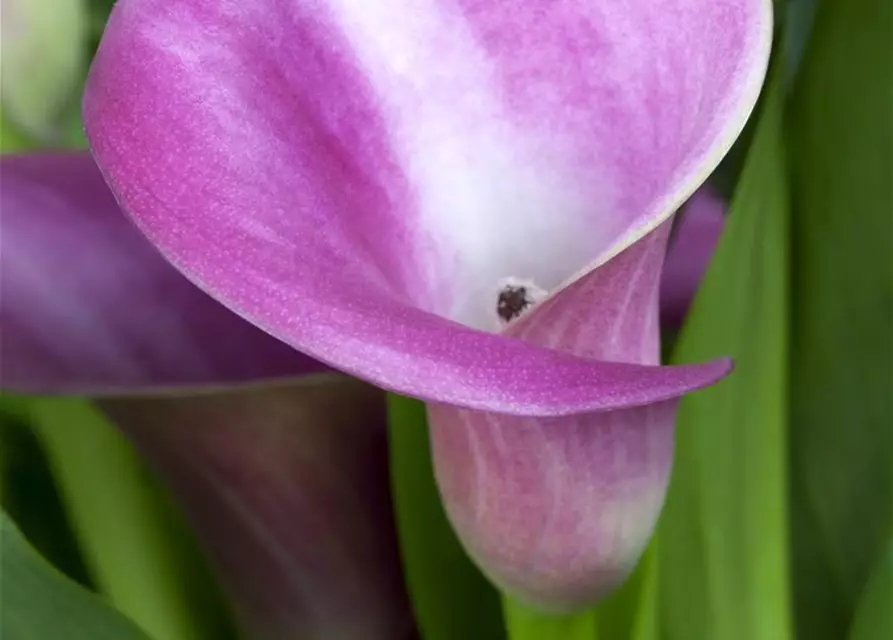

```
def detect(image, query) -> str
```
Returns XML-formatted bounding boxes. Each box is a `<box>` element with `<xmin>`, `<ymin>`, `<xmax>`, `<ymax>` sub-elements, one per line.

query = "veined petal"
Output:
<box><xmin>84</xmin><ymin>0</ymin><xmax>768</xmax><ymax>414</ymax></box>
<box><xmin>0</xmin><ymin>153</ymin><xmax>323</xmax><ymax>395</ymax></box>
<box><xmin>430</xmin><ymin>224</ymin><xmax>681</xmax><ymax>607</ymax></box>
<box><xmin>101</xmin><ymin>376</ymin><xmax>414</xmax><ymax>640</ymax></box>
<box><xmin>660</xmin><ymin>188</ymin><xmax>727</xmax><ymax>329</ymax></box>
<box><xmin>431</xmin><ymin>400</ymin><xmax>677</xmax><ymax>610</ymax></box>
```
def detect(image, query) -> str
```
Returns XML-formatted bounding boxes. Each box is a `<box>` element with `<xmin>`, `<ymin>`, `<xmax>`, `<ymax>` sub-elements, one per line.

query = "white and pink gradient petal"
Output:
<box><xmin>84</xmin><ymin>0</ymin><xmax>770</xmax><ymax>414</ymax></box>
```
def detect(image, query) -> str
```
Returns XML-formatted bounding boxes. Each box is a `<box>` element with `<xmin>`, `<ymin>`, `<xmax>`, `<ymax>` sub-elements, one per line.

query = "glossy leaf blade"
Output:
<box><xmin>658</xmin><ymin>65</ymin><xmax>792</xmax><ymax>640</ymax></box>
<box><xmin>1</xmin><ymin>402</ymin><xmax>92</xmax><ymax>588</ymax></box>
<box><xmin>0</xmin><ymin>511</ymin><xmax>152</xmax><ymax>640</ymax></box>
<box><xmin>787</xmin><ymin>0</ymin><xmax>893</xmax><ymax>637</ymax></box>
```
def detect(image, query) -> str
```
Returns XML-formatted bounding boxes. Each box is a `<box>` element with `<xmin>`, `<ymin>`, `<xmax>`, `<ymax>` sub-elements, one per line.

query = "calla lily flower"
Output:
<box><xmin>5</xmin><ymin>0</ymin><xmax>771</xmax><ymax>611</ymax></box>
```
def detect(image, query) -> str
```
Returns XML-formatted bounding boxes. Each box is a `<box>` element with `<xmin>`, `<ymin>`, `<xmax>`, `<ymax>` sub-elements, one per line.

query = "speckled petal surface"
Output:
<box><xmin>0</xmin><ymin>153</ymin><xmax>323</xmax><ymax>395</ymax></box>
<box><xmin>84</xmin><ymin>0</ymin><xmax>771</xmax><ymax>414</ymax></box>
<box><xmin>101</xmin><ymin>377</ymin><xmax>415</xmax><ymax>640</ymax></box>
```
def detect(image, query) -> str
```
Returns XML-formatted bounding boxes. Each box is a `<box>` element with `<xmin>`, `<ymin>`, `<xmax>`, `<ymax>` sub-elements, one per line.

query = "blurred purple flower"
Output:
<box><xmin>661</xmin><ymin>189</ymin><xmax>727</xmax><ymax>330</ymax></box>
<box><xmin>0</xmin><ymin>154</ymin><xmax>414</xmax><ymax>640</ymax></box>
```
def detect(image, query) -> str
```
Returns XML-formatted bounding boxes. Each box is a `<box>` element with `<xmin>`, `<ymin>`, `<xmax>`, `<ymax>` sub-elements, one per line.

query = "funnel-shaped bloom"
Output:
<box><xmin>15</xmin><ymin>0</ymin><xmax>770</xmax><ymax>610</ymax></box>
<box><xmin>0</xmin><ymin>154</ymin><xmax>414</xmax><ymax>640</ymax></box>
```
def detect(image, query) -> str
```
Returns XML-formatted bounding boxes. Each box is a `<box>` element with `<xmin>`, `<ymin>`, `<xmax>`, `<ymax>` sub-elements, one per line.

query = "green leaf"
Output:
<box><xmin>0</xmin><ymin>510</ymin><xmax>152</xmax><ymax>640</ymax></box>
<box><xmin>28</xmin><ymin>398</ymin><xmax>235</xmax><ymax>640</ymax></box>
<box><xmin>848</xmin><ymin>541</ymin><xmax>893</xmax><ymax>640</ymax></box>
<box><xmin>0</xmin><ymin>114</ymin><xmax>38</xmax><ymax>153</ymax></box>
<box><xmin>387</xmin><ymin>394</ymin><xmax>505</xmax><ymax>640</ymax></box>
<box><xmin>628</xmin><ymin>546</ymin><xmax>659</xmax><ymax>640</ymax></box>
<box><xmin>1</xmin><ymin>103</ymin><xmax>86</xmax><ymax>152</ymax></box>
<box><xmin>657</xmin><ymin>63</ymin><xmax>792</xmax><ymax>640</ymax></box>
<box><xmin>1</xmin><ymin>410</ymin><xmax>93</xmax><ymax>588</ymax></box>
<box><xmin>60</xmin><ymin>102</ymin><xmax>90</xmax><ymax>149</ymax></box>
<box><xmin>0</xmin><ymin>0</ymin><xmax>88</xmax><ymax>140</ymax></box>
<box><xmin>787</xmin><ymin>0</ymin><xmax>893</xmax><ymax>637</ymax></box>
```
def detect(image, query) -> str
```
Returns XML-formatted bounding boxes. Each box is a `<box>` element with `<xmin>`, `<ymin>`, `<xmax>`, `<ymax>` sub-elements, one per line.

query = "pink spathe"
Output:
<box><xmin>432</xmin><ymin>225</ymin><xmax>680</xmax><ymax>607</ymax></box>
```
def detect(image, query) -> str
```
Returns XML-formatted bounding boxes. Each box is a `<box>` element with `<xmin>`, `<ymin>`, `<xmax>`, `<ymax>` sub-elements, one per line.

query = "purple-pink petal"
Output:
<box><xmin>0</xmin><ymin>153</ymin><xmax>323</xmax><ymax>396</ymax></box>
<box><xmin>660</xmin><ymin>188</ymin><xmax>727</xmax><ymax>329</ymax></box>
<box><xmin>101</xmin><ymin>377</ymin><xmax>415</xmax><ymax>640</ymax></box>
<box><xmin>81</xmin><ymin>0</ymin><xmax>770</xmax><ymax>414</ymax></box>
<box><xmin>432</xmin><ymin>400</ymin><xmax>677</xmax><ymax>610</ymax></box>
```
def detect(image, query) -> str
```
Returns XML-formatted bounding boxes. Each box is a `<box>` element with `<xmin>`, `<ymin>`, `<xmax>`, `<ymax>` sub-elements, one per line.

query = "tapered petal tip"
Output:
<box><xmin>430</xmin><ymin>399</ymin><xmax>678</xmax><ymax>610</ymax></box>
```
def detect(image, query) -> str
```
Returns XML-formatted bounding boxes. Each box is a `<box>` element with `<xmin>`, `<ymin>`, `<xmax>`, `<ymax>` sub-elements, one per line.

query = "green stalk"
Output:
<box><xmin>502</xmin><ymin>598</ymin><xmax>597</xmax><ymax>640</ymax></box>
<box><xmin>628</xmin><ymin>544</ymin><xmax>659</xmax><ymax>640</ymax></box>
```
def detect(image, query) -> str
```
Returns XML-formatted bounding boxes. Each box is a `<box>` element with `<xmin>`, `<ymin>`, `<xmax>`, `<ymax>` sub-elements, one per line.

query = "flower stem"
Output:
<box><xmin>502</xmin><ymin>597</ymin><xmax>597</xmax><ymax>640</ymax></box>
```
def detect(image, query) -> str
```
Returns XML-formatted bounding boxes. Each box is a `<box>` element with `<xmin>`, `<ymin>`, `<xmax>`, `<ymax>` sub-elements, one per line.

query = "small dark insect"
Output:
<box><xmin>497</xmin><ymin>284</ymin><xmax>534</xmax><ymax>323</ymax></box>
